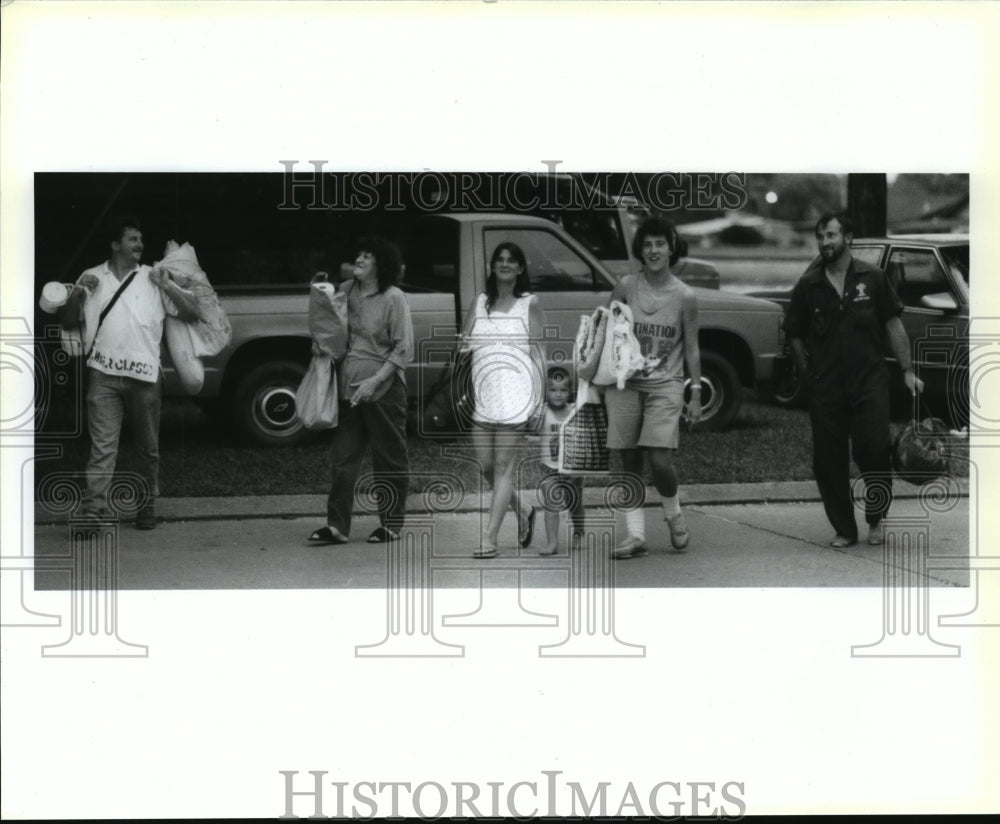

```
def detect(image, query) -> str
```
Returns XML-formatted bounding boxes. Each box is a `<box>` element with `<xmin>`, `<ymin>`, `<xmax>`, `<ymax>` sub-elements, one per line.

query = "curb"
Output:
<box><xmin>33</xmin><ymin>478</ymin><xmax>970</xmax><ymax>525</ymax></box>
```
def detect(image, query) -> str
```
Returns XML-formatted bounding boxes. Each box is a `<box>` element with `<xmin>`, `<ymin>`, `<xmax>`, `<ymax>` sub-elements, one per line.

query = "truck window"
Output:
<box><xmin>540</xmin><ymin>209</ymin><xmax>629</xmax><ymax>262</ymax></box>
<box><xmin>851</xmin><ymin>245</ymin><xmax>885</xmax><ymax>269</ymax></box>
<box><xmin>887</xmin><ymin>247</ymin><xmax>950</xmax><ymax>308</ymax></box>
<box><xmin>484</xmin><ymin>228</ymin><xmax>612</xmax><ymax>292</ymax></box>
<box><xmin>399</xmin><ymin>217</ymin><xmax>460</xmax><ymax>293</ymax></box>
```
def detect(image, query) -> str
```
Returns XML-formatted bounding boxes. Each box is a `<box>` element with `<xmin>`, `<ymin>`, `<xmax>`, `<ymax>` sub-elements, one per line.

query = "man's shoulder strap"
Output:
<box><xmin>87</xmin><ymin>269</ymin><xmax>139</xmax><ymax>356</ymax></box>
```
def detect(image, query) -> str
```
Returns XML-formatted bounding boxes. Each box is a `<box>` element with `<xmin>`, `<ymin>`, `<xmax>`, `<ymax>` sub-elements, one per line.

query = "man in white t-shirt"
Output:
<box><xmin>59</xmin><ymin>216</ymin><xmax>200</xmax><ymax>529</ymax></box>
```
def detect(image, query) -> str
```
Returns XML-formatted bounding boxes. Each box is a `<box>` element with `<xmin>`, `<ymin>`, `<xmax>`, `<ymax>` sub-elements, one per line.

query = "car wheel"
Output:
<box><xmin>772</xmin><ymin>357</ymin><xmax>809</xmax><ymax>408</ymax></box>
<box><xmin>232</xmin><ymin>359</ymin><xmax>309</xmax><ymax>446</ymax></box>
<box><xmin>686</xmin><ymin>350</ymin><xmax>741</xmax><ymax>431</ymax></box>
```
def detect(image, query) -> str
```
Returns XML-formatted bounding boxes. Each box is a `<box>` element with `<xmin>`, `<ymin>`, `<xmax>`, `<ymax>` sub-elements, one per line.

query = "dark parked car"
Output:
<box><xmin>751</xmin><ymin>234</ymin><xmax>969</xmax><ymax>425</ymax></box>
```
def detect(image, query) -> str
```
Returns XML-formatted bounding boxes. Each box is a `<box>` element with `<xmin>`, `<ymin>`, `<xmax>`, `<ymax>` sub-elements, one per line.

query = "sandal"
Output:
<box><xmin>367</xmin><ymin>526</ymin><xmax>401</xmax><ymax>543</ymax></box>
<box><xmin>307</xmin><ymin>525</ymin><xmax>349</xmax><ymax>545</ymax></box>
<box><xmin>473</xmin><ymin>544</ymin><xmax>499</xmax><ymax>559</ymax></box>
<box><xmin>519</xmin><ymin>507</ymin><xmax>537</xmax><ymax>548</ymax></box>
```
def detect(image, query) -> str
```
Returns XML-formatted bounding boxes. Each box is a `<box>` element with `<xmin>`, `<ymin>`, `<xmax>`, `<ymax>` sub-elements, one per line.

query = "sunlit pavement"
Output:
<box><xmin>31</xmin><ymin>481</ymin><xmax>971</xmax><ymax>591</ymax></box>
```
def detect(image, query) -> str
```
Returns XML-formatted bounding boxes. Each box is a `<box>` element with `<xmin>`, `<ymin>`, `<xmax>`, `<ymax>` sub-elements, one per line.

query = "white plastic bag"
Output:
<box><xmin>295</xmin><ymin>353</ymin><xmax>339</xmax><ymax>430</ymax></box>
<box><xmin>575</xmin><ymin>307</ymin><xmax>608</xmax><ymax>384</ymax></box>
<box><xmin>607</xmin><ymin>301</ymin><xmax>645</xmax><ymax>389</ymax></box>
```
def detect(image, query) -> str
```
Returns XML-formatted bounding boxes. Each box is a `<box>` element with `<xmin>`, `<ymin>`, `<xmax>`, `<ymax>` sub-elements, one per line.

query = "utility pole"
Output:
<box><xmin>847</xmin><ymin>173</ymin><xmax>888</xmax><ymax>236</ymax></box>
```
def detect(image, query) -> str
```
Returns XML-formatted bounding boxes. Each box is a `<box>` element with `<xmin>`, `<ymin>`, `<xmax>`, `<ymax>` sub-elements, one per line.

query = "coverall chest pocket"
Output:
<box><xmin>849</xmin><ymin>300</ymin><xmax>875</xmax><ymax>329</ymax></box>
<box><xmin>809</xmin><ymin>299</ymin><xmax>839</xmax><ymax>338</ymax></box>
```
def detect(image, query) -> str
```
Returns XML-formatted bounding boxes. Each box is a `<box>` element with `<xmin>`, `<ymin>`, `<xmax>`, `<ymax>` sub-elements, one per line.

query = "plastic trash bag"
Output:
<box><xmin>156</xmin><ymin>240</ymin><xmax>231</xmax><ymax>357</ymax></box>
<box><xmin>154</xmin><ymin>240</ymin><xmax>232</xmax><ymax>395</ymax></box>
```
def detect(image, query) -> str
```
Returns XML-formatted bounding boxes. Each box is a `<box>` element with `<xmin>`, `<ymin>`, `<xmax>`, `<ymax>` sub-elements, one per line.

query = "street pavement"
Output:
<box><xmin>32</xmin><ymin>479</ymin><xmax>970</xmax><ymax>590</ymax></box>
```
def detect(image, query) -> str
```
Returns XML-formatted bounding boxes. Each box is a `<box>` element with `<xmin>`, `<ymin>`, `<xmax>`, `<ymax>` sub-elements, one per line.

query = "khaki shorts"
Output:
<box><xmin>604</xmin><ymin>381</ymin><xmax>684</xmax><ymax>450</ymax></box>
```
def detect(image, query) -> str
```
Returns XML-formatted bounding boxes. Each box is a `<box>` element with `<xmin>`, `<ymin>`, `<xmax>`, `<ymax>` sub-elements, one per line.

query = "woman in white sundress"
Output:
<box><xmin>458</xmin><ymin>241</ymin><xmax>546</xmax><ymax>558</ymax></box>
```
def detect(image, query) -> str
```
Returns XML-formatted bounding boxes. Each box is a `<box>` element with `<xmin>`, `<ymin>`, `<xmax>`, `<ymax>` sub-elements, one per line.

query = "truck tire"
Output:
<box><xmin>687</xmin><ymin>350</ymin><xmax>741</xmax><ymax>431</ymax></box>
<box><xmin>231</xmin><ymin>359</ymin><xmax>309</xmax><ymax>446</ymax></box>
<box><xmin>772</xmin><ymin>358</ymin><xmax>809</xmax><ymax>408</ymax></box>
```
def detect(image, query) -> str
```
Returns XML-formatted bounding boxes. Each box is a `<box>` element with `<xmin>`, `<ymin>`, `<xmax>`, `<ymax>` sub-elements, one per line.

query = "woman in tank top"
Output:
<box><xmin>458</xmin><ymin>242</ymin><xmax>546</xmax><ymax>558</ymax></box>
<box><xmin>603</xmin><ymin>216</ymin><xmax>703</xmax><ymax>559</ymax></box>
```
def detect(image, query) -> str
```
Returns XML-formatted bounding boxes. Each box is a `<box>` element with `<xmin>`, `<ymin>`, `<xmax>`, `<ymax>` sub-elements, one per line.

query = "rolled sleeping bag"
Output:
<box><xmin>39</xmin><ymin>281</ymin><xmax>73</xmax><ymax>314</ymax></box>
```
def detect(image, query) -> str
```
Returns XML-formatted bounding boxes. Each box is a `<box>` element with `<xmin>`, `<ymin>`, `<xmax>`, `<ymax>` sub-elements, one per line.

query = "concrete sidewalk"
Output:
<box><xmin>31</xmin><ymin>478</ymin><xmax>972</xmax><ymax>524</ymax></box>
<box><xmin>31</xmin><ymin>493</ymin><xmax>972</xmax><ymax>590</ymax></box>
<box><xmin>29</xmin><ymin>478</ymin><xmax>972</xmax><ymax>590</ymax></box>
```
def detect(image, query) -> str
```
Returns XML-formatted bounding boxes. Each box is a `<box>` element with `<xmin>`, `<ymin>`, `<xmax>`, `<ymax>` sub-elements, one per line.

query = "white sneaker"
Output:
<box><xmin>666</xmin><ymin>511</ymin><xmax>690</xmax><ymax>551</ymax></box>
<box><xmin>612</xmin><ymin>535</ymin><xmax>648</xmax><ymax>559</ymax></box>
<box><xmin>867</xmin><ymin>522</ymin><xmax>884</xmax><ymax>546</ymax></box>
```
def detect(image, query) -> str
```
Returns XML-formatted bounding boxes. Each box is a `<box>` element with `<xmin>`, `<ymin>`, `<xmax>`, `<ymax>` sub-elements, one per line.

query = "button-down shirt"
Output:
<box><xmin>82</xmin><ymin>262</ymin><xmax>167</xmax><ymax>383</ymax></box>
<box><xmin>783</xmin><ymin>256</ymin><xmax>902</xmax><ymax>396</ymax></box>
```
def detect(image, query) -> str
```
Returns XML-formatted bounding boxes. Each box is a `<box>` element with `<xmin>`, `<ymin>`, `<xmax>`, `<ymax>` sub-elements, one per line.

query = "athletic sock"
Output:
<box><xmin>662</xmin><ymin>494</ymin><xmax>681</xmax><ymax>519</ymax></box>
<box><xmin>624</xmin><ymin>509</ymin><xmax>645</xmax><ymax>541</ymax></box>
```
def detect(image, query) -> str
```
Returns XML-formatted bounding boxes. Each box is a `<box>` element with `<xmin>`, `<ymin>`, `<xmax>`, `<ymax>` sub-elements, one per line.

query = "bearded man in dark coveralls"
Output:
<box><xmin>785</xmin><ymin>212</ymin><xmax>924</xmax><ymax>548</ymax></box>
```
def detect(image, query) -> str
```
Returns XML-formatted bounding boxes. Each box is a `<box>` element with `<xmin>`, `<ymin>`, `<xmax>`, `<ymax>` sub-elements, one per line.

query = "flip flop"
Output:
<box><xmin>519</xmin><ymin>507</ymin><xmax>537</xmax><ymax>548</ymax></box>
<box><xmin>367</xmin><ymin>526</ymin><xmax>401</xmax><ymax>543</ymax></box>
<box><xmin>307</xmin><ymin>525</ymin><xmax>349</xmax><ymax>545</ymax></box>
<box><xmin>473</xmin><ymin>544</ymin><xmax>499</xmax><ymax>559</ymax></box>
<box><xmin>829</xmin><ymin>534</ymin><xmax>857</xmax><ymax>548</ymax></box>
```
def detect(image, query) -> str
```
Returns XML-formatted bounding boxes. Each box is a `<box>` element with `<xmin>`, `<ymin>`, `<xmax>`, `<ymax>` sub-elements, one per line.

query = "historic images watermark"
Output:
<box><xmin>3</xmin><ymin>314</ymin><xmax>149</xmax><ymax>656</ymax></box>
<box><xmin>278</xmin><ymin>770</ymin><xmax>747</xmax><ymax>819</ymax></box>
<box><xmin>851</xmin><ymin>317</ymin><xmax>995</xmax><ymax>657</ymax></box>
<box><xmin>277</xmin><ymin>162</ymin><xmax>749</xmax><ymax>213</ymax></box>
<box><xmin>352</xmin><ymin>328</ymin><xmax>646</xmax><ymax>658</ymax></box>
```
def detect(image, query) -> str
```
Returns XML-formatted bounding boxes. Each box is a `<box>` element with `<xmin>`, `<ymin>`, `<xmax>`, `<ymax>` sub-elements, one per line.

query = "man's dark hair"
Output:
<box><xmin>107</xmin><ymin>215</ymin><xmax>143</xmax><ymax>246</ymax></box>
<box><xmin>815</xmin><ymin>211</ymin><xmax>853</xmax><ymax>237</ymax></box>
<box><xmin>357</xmin><ymin>235</ymin><xmax>403</xmax><ymax>292</ymax></box>
<box><xmin>631</xmin><ymin>216</ymin><xmax>682</xmax><ymax>266</ymax></box>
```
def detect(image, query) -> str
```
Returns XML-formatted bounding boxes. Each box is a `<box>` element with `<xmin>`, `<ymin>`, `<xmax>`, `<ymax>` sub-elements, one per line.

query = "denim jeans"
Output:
<box><xmin>82</xmin><ymin>368</ymin><xmax>161</xmax><ymax>515</ymax></box>
<box><xmin>326</xmin><ymin>375</ymin><xmax>409</xmax><ymax>536</ymax></box>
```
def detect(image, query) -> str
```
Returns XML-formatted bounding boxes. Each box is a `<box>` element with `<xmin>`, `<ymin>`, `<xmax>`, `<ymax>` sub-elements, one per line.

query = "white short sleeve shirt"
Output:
<box><xmin>83</xmin><ymin>262</ymin><xmax>167</xmax><ymax>383</ymax></box>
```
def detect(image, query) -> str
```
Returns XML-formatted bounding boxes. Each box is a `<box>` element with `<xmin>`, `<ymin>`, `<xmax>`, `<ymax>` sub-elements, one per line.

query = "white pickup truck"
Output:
<box><xmin>169</xmin><ymin>213</ymin><xmax>787</xmax><ymax>444</ymax></box>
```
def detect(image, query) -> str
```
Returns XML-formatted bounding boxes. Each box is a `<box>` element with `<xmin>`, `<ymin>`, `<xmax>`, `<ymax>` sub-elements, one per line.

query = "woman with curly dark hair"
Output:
<box><xmin>458</xmin><ymin>241</ymin><xmax>546</xmax><ymax>558</ymax></box>
<box><xmin>308</xmin><ymin>235</ymin><xmax>414</xmax><ymax>545</ymax></box>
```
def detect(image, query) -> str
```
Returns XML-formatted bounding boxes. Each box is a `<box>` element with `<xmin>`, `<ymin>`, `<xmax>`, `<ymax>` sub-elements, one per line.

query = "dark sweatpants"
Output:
<box><xmin>809</xmin><ymin>379</ymin><xmax>893</xmax><ymax>542</ymax></box>
<box><xmin>326</xmin><ymin>376</ymin><xmax>409</xmax><ymax>536</ymax></box>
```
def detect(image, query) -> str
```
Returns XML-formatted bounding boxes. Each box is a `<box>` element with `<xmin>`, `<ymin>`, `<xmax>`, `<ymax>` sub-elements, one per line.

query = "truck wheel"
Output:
<box><xmin>687</xmin><ymin>350</ymin><xmax>741</xmax><ymax>431</ymax></box>
<box><xmin>232</xmin><ymin>359</ymin><xmax>309</xmax><ymax>446</ymax></box>
<box><xmin>772</xmin><ymin>358</ymin><xmax>808</xmax><ymax>408</ymax></box>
